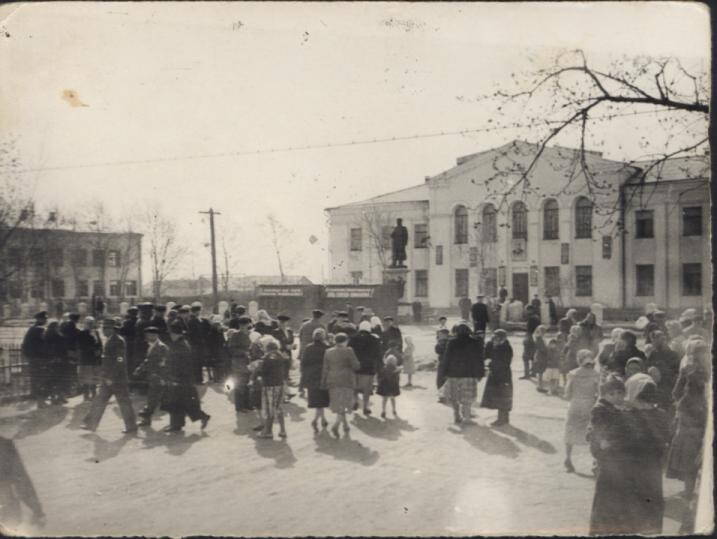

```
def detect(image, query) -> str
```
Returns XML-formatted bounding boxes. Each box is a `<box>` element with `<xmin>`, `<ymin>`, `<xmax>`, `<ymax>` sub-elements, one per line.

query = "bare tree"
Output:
<box><xmin>357</xmin><ymin>204</ymin><xmax>394</xmax><ymax>274</ymax></box>
<box><xmin>472</xmin><ymin>50</ymin><xmax>708</xmax><ymax>215</ymax></box>
<box><xmin>140</xmin><ymin>203</ymin><xmax>188</xmax><ymax>302</ymax></box>
<box><xmin>266</xmin><ymin>213</ymin><xmax>289</xmax><ymax>282</ymax></box>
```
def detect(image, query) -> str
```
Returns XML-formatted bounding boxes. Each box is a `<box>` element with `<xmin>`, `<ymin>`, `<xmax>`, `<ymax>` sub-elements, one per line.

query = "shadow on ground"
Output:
<box><xmin>313</xmin><ymin>430</ymin><xmax>379</xmax><ymax>466</ymax></box>
<box><xmin>449</xmin><ymin>423</ymin><xmax>521</xmax><ymax>459</ymax></box>
<box><xmin>253</xmin><ymin>437</ymin><xmax>297</xmax><ymax>469</ymax></box>
<box><xmin>351</xmin><ymin>414</ymin><xmax>417</xmax><ymax>441</ymax></box>
<box><xmin>7</xmin><ymin>405</ymin><xmax>69</xmax><ymax>440</ymax></box>
<box><xmin>139</xmin><ymin>426</ymin><xmax>207</xmax><ymax>456</ymax></box>
<box><xmin>495</xmin><ymin>423</ymin><xmax>557</xmax><ymax>454</ymax></box>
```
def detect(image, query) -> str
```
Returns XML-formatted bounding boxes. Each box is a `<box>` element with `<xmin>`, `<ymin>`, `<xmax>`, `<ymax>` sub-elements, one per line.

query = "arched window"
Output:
<box><xmin>575</xmin><ymin>197</ymin><xmax>593</xmax><ymax>239</ymax></box>
<box><xmin>511</xmin><ymin>201</ymin><xmax>527</xmax><ymax>240</ymax></box>
<box><xmin>543</xmin><ymin>199</ymin><xmax>559</xmax><ymax>240</ymax></box>
<box><xmin>482</xmin><ymin>204</ymin><xmax>497</xmax><ymax>243</ymax></box>
<box><xmin>454</xmin><ymin>205</ymin><xmax>468</xmax><ymax>244</ymax></box>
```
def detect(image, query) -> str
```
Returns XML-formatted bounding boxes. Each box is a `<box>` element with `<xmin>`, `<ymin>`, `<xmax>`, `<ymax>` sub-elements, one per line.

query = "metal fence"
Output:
<box><xmin>0</xmin><ymin>342</ymin><xmax>31</xmax><ymax>402</ymax></box>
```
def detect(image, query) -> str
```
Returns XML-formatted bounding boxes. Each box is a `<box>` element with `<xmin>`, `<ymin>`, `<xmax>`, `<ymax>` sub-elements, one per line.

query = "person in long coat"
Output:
<box><xmin>666</xmin><ymin>338</ymin><xmax>709</xmax><ymax>499</ymax></box>
<box><xmin>162</xmin><ymin>322</ymin><xmax>210</xmax><ymax>433</ymax></box>
<box><xmin>226</xmin><ymin>316</ymin><xmax>253</xmax><ymax>412</ymax></box>
<box><xmin>76</xmin><ymin>316</ymin><xmax>102</xmax><ymax>401</ymax></box>
<box><xmin>81</xmin><ymin>319</ymin><xmax>137</xmax><ymax>434</ymax></box>
<box><xmin>320</xmin><ymin>333</ymin><xmax>361</xmax><ymax>438</ymax></box>
<box><xmin>349</xmin><ymin>321</ymin><xmax>384</xmax><ymax>415</ymax></box>
<box><xmin>644</xmin><ymin>330</ymin><xmax>680</xmax><ymax>416</ymax></box>
<box><xmin>298</xmin><ymin>309</ymin><xmax>325</xmax><ymax>397</ymax></box>
<box><xmin>563</xmin><ymin>349</ymin><xmax>600</xmax><ymax>473</ymax></box>
<box><xmin>43</xmin><ymin>320</ymin><xmax>69</xmax><ymax>405</ymax></box>
<box><xmin>470</xmin><ymin>295</ymin><xmax>490</xmax><ymax>334</ymax></box>
<box><xmin>21</xmin><ymin>311</ymin><xmax>49</xmax><ymax>408</ymax></box>
<box><xmin>480</xmin><ymin>329</ymin><xmax>513</xmax><ymax>426</ymax></box>
<box><xmin>301</xmin><ymin>328</ymin><xmax>330</xmax><ymax>432</ymax></box>
<box><xmin>135</xmin><ymin>327</ymin><xmax>171</xmax><ymax>427</ymax></box>
<box><xmin>438</xmin><ymin>322</ymin><xmax>485</xmax><ymax>425</ymax></box>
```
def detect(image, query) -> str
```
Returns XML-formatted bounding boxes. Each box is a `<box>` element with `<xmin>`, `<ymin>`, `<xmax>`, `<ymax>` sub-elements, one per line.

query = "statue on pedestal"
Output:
<box><xmin>390</xmin><ymin>218</ymin><xmax>408</xmax><ymax>268</ymax></box>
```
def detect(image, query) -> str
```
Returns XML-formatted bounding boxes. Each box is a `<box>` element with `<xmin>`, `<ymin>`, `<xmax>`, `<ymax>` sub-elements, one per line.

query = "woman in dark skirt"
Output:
<box><xmin>480</xmin><ymin>329</ymin><xmax>513</xmax><ymax>427</ymax></box>
<box><xmin>302</xmin><ymin>328</ymin><xmax>330</xmax><ymax>432</ymax></box>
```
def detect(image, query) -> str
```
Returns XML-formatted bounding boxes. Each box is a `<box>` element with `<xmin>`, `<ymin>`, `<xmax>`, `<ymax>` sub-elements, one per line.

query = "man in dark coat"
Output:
<box><xmin>21</xmin><ymin>311</ymin><xmax>49</xmax><ymax>408</ymax></box>
<box><xmin>390</xmin><ymin>218</ymin><xmax>408</xmax><ymax>268</ymax></box>
<box><xmin>187</xmin><ymin>303</ymin><xmax>207</xmax><ymax>384</ymax></box>
<box><xmin>608</xmin><ymin>331</ymin><xmax>646</xmax><ymax>377</ymax></box>
<box><xmin>81</xmin><ymin>319</ymin><xmax>137</xmax><ymax>434</ymax></box>
<box><xmin>382</xmin><ymin>316</ymin><xmax>403</xmax><ymax>354</ymax></box>
<box><xmin>119</xmin><ymin>306</ymin><xmax>139</xmax><ymax>371</ymax></box>
<box><xmin>498</xmin><ymin>286</ymin><xmax>508</xmax><ymax>304</ymax></box>
<box><xmin>333</xmin><ymin>311</ymin><xmax>357</xmax><ymax>338</ymax></box>
<box><xmin>530</xmin><ymin>295</ymin><xmax>542</xmax><ymax>320</ymax></box>
<box><xmin>163</xmin><ymin>322</ymin><xmax>210</xmax><ymax>432</ymax></box>
<box><xmin>151</xmin><ymin>305</ymin><xmax>169</xmax><ymax>344</ymax></box>
<box><xmin>644</xmin><ymin>331</ymin><xmax>680</xmax><ymax>414</ymax></box>
<box><xmin>227</xmin><ymin>316</ymin><xmax>253</xmax><ymax>412</ymax></box>
<box><xmin>521</xmin><ymin>305</ymin><xmax>541</xmax><ymax>379</ymax></box>
<box><xmin>132</xmin><ymin>303</ymin><xmax>154</xmax><ymax>392</ymax></box>
<box><xmin>273</xmin><ymin>314</ymin><xmax>296</xmax><ymax>399</ymax></box>
<box><xmin>547</xmin><ymin>297</ymin><xmax>558</xmax><ymax>326</ymax></box>
<box><xmin>480</xmin><ymin>329</ymin><xmax>513</xmax><ymax>426</ymax></box>
<box><xmin>135</xmin><ymin>327</ymin><xmax>171</xmax><ymax>427</ymax></box>
<box><xmin>349</xmin><ymin>322</ymin><xmax>384</xmax><ymax>415</ymax></box>
<box><xmin>470</xmin><ymin>295</ymin><xmax>490</xmax><ymax>334</ymax></box>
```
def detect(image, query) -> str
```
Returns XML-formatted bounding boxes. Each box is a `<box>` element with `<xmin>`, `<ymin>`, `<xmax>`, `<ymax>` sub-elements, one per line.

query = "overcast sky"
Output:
<box><xmin>0</xmin><ymin>2</ymin><xmax>709</xmax><ymax>283</ymax></box>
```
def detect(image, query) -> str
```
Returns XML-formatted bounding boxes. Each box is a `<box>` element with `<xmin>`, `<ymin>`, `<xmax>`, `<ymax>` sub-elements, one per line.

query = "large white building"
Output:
<box><xmin>326</xmin><ymin>140</ymin><xmax>710</xmax><ymax>315</ymax></box>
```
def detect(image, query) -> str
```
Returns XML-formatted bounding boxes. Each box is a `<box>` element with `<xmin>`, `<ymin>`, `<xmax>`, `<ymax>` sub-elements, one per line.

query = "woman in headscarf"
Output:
<box><xmin>480</xmin><ymin>328</ymin><xmax>512</xmax><ymax>426</ymax></box>
<box><xmin>624</xmin><ymin>357</ymin><xmax>653</xmax><ymax>404</ymax></box>
<box><xmin>563</xmin><ymin>349</ymin><xmax>600</xmax><ymax>473</ymax></box>
<box><xmin>370</xmin><ymin>315</ymin><xmax>383</xmax><ymax>342</ymax></box>
<box><xmin>321</xmin><ymin>333</ymin><xmax>361</xmax><ymax>438</ymax></box>
<box><xmin>666</xmin><ymin>338</ymin><xmax>709</xmax><ymax>500</ymax></box>
<box><xmin>43</xmin><ymin>319</ymin><xmax>69</xmax><ymax>405</ymax></box>
<box><xmin>558</xmin><ymin>308</ymin><xmax>579</xmax><ymax>336</ymax></box>
<box><xmin>577</xmin><ymin>312</ymin><xmax>602</xmax><ymax>356</ymax></box>
<box><xmin>438</xmin><ymin>322</ymin><xmax>485</xmax><ymax>425</ymax></box>
<box><xmin>621</xmin><ymin>378</ymin><xmax>670</xmax><ymax>534</ymax></box>
<box><xmin>302</xmin><ymin>328</ymin><xmax>330</xmax><ymax>432</ymax></box>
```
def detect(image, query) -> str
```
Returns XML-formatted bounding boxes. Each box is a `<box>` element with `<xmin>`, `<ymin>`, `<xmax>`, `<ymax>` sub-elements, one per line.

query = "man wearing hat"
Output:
<box><xmin>151</xmin><ymin>304</ymin><xmax>169</xmax><ymax>344</ymax></box>
<box><xmin>132</xmin><ymin>303</ymin><xmax>154</xmax><ymax>391</ymax></box>
<box><xmin>297</xmin><ymin>310</ymin><xmax>325</xmax><ymax>398</ymax></box>
<box><xmin>22</xmin><ymin>311</ymin><xmax>49</xmax><ymax>408</ymax></box>
<box><xmin>333</xmin><ymin>311</ymin><xmax>357</xmax><ymax>338</ymax></box>
<box><xmin>81</xmin><ymin>319</ymin><xmax>137</xmax><ymax>434</ymax></box>
<box><xmin>187</xmin><ymin>302</ymin><xmax>208</xmax><ymax>384</ymax></box>
<box><xmin>135</xmin><ymin>327</ymin><xmax>171</xmax><ymax>427</ymax></box>
<box><xmin>119</xmin><ymin>306</ymin><xmax>139</xmax><ymax>370</ymax></box>
<box><xmin>471</xmin><ymin>294</ymin><xmax>490</xmax><ymax>335</ymax></box>
<box><xmin>227</xmin><ymin>316</ymin><xmax>253</xmax><ymax>412</ymax></box>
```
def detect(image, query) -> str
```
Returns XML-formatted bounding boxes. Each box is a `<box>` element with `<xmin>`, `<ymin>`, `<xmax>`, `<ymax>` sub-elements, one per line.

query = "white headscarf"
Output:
<box><xmin>625</xmin><ymin>372</ymin><xmax>654</xmax><ymax>404</ymax></box>
<box><xmin>370</xmin><ymin>316</ymin><xmax>382</xmax><ymax>329</ymax></box>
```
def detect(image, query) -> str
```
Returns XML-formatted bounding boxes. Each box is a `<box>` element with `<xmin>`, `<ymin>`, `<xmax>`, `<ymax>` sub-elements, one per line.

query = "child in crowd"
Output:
<box><xmin>561</xmin><ymin>326</ymin><xmax>581</xmax><ymax>386</ymax></box>
<box><xmin>258</xmin><ymin>338</ymin><xmax>291</xmax><ymax>439</ymax></box>
<box><xmin>435</xmin><ymin>328</ymin><xmax>451</xmax><ymax>403</ymax></box>
<box><xmin>377</xmin><ymin>354</ymin><xmax>402</xmax><ymax>418</ymax></box>
<box><xmin>402</xmin><ymin>336</ymin><xmax>415</xmax><ymax>387</ymax></box>
<box><xmin>544</xmin><ymin>338</ymin><xmax>562</xmax><ymax>395</ymax></box>
<box><xmin>533</xmin><ymin>325</ymin><xmax>548</xmax><ymax>393</ymax></box>
<box><xmin>436</xmin><ymin>316</ymin><xmax>448</xmax><ymax>336</ymax></box>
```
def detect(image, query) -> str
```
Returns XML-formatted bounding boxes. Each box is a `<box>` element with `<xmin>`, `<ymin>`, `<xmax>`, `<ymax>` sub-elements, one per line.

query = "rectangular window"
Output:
<box><xmin>109</xmin><ymin>280</ymin><xmax>121</xmax><ymax>297</ymax></box>
<box><xmin>482</xmin><ymin>267</ymin><xmax>498</xmax><ymax>297</ymax></box>
<box><xmin>455</xmin><ymin>269</ymin><xmax>469</xmax><ymax>298</ymax></box>
<box><xmin>560</xmin><ymin>243</ymin><xmax>570</xmax><ymax>264</ymax></box>
<box><xmin>51</xmin><ymin>279</ymin><xmax>65</xmax><ymax>298</ymax></box>
<box><xmin>125</xmin><ymin>280</ymin><xmax>137</xmax><ymax>297</ymax></box>
<box><xmin>29</xmin><ymin>248</ymin><xmax>44</xmax><ymax>268</ymax></box>
<box><xmin>635</xmin><ymin>210</ymin><xmax>654</xmax><ymax>239</ymax></box>
<box><xmin>415</xmin><ymin>270</ymin><xmax>428</xmax><ymax>297</ymax></box>
<box><xmin>76</xmin><ymin>280</ymin><xmax>89</xmax><ymax>297</ymax></box>
<box><xmin>92</xmin><ymin>249</ymin><xmax>105</xmax><ymax>267</ymax></box>
<box><xmin>683</xmin><ymin>207</ymin><xmax>702</xmax><ymax>236</ymax></box>
<box><xmin>682</xmin><ymin>263</ymin><xmax>702</xmax><ymax>296</ymax></box>
<box><xmin>349</xmin><ymin>228</ymin><xmax>362</xmax><ymax>251</ymax></box>
<box><xmin>435</xmin><ymin>245</ymin><xmax>443</xmax><ymax>266</ymax></box>
<box><xmin>92</xmin><ymin>280</ymin><xmax>105</xmax><ymax>296</ymax></box>
<box><xmin>48</xmin><ymin>248</ymin><xmax>64</xmax><ymax>267</ymax></box>
<box><xmin>107</xmin><ymin>250</ymin><xmax>120</xmax><ymax>267</ymax></box>
<box><xmin>544</xmin><ymin>266</ymin><xmax>560</xmax><ymax>297</ymax></box>
<box><xmin>575</xmin><ymin>265</ymin><xmax>593</xmax><ymax>297</ymax></box>
<box><xmin>543</xmin><ymin>207</ymin><xmax>559</xmax><ymax>240</ymax></box>
<box><xmin>30</xmin><ymin>281</ymin><xmax>43</xmax><ymax>299</ymax></box>
<box><xmin>72</xmin><ymin>249</ymin><xmax>87</xmax><ymax>267</ymax></box>
<box><xmin>455</xmin><ymin>214</ymin><xmax>468</xmax><ymax>244</ymax></box>
<box><xmin>350</xmin><ymin>271</ymin><xmax>363</xmax><ymax>285</ymax></box>
<box><xmin>636</xmin><ymin>265</ymin><xmax>655</xmax><ymax>296</ymax></box>
<box><xmin>414</xmin><ymin>223</ymin><xmax>428</xmax><ymax>248</ymax></box>
<box><xmin>381</xmin><ymin>226</ymin><xmax>392</xmax><ymax>250</ymax></box>
<box><xmin>602</xmin><ymin>236</ymin><xmax>612</xmax><ymax>259</ymax></box>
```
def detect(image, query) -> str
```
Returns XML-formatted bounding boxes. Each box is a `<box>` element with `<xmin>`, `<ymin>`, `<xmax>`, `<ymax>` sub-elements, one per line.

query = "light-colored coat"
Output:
<box><xmin>320</xmin><ymin>346</ymin><xmax>360</xmax><ymax>390</ymax></box>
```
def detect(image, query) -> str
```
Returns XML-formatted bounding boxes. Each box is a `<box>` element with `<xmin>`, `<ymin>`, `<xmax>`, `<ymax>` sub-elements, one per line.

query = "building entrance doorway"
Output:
<box><xmin>512</xmin><ymin>272</ymin><xmax>529</xmax><ymax>305</ymax></box>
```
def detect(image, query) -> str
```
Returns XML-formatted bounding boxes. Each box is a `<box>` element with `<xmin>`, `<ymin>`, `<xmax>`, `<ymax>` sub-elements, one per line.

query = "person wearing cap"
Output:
<box><xmin>135</xmin><ymin>327</ymin><xmax>171</xmax><ymax>427</ymax></box>
<box><xmin>437</xmin><ymin>322</ymin><xmax>485</xmax><ymax>425</ymax></box>
<box><xmin>608</xmin><ymin>331</ymin><xmax>646</xmax><ymax>378</ymax></box>
<box><xmin>187</xmin><ymin>303</ymin><xmax>208</xmax><ymax>384</ymax></box>
<box><xmin>119</xmin><ymin>307</ymin><xmax>139</xmax><ymax>372</ymax></box>
<box><xmin>471</xmin><ymin>295</ymin><xmax>490</xmax><ymax>335</ymax></box>
<box><xmin>333</xmin><ymin>311</ymin><xmax>357</xmax><ymax>338</ymax></box>
<box><xmin>206</xmin><ymin>316</ymin><xmax>228</xmax><ymax>383</ymax></box>
<box><xmin>227</xmin><ymin>316</ymin><xmax>253</xmax><ymax>412</ymax></box>
<box><xmin>253</xmin><ymin>310</ymin><xmax>274</xmax><ymax>336</ymax></box>
<box><xmin>81</xmin><ymin>319</ymin><xmax>137</xmax><ymax>434</ymax></box>
<box><xmin>382</xmin><ymin>316</ymin><xmax>402</xmax><ymax>355</ymax></box>
<box><xmin>273</xmin><ymin>314</ymin><xmax>297</xmax><ymax>401</ymax></box>
<box><xmin>563</xmin><ymin>349</ymin><xmax>600</xmax><ymax>473</ymax></box>
<box><xmin>22</xmin><ymin>311</ymin><xmax>50</xmax><ymax>408</ymax></box>
<box><xmin>60</xmin><ymin>313</ymin><xmax>82</xmax><ymax>371</ymax></box>
<box><xmin>132</xmin><ymin>303</ymin><xmax>155</xmax><ymax>392</ymax></box>
<box><xmin>298</xmin><ymin>310</ymin><xmax>325</xmax><ymax>398</ymax></box>
<box><xmin>151</xmin><ymin>305</ymin><xmax>169</xmax><ymax>344</ymax></box>
<box><xmin>162</xmin><ymin>322</ymin><xmax>210</xmax><ymax>432</ymax></box>
<box><xmin>76</xmin><ymin>316</ymin><xmax>102</xmax><ymax>401</ymax></box>
<box><xmin>349</xmin><ymin>321</ymin><xmax>384</xmax><ymax>415</ymax></box>
<box><xmin>644</xmin><ymin>331</ymin><xmax>679</xmax><ymax>416</ymax></box>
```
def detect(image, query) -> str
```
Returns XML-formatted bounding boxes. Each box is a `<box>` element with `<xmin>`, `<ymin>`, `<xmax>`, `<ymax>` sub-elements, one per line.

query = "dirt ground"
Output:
<box><xmin>0</xmin><ymin>323</ymin><xmax>691</xmax><ymax>536</ymax></box>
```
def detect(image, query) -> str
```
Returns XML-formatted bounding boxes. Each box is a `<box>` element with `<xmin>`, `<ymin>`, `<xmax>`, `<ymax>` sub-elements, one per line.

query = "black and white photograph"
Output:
<box><xmin>0</xmin><ymin>2</ymin><xmax>712</xmax><ymax>536</ymax></box>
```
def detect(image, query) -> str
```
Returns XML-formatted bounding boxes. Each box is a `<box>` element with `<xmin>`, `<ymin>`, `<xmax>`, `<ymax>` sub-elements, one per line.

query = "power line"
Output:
<box><xmin>9</xmin><ymin>108</ymin><xmax>684</xmax><ymax>174</ymax></box>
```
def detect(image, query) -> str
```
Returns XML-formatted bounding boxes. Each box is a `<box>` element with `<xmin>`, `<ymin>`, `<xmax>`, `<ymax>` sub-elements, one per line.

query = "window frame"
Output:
<box><xmin>635</xmin><ymin>264</ymin><xmax>655</xmax><ymax>297</ymax></box>
<box><xmin>544</xmin><ymin>266</ymin><xmax>561</xmax><ymax>297</ymax></box>
<box><xmin>682</xmin><ymin>263</ymin><xmax>702</xmax><ymax>296</ymax></box>
<box><xmin>414</xmin><ymin>223</ymin><xmax>429</xmax><ymax>249</ymax></box>
<box><xmin>454</xmin><ymin>206</ymin><xmax>469</xmax><ymax>244</ymax></box>
<box><xmin>575</xmin><ymin>197</ymin><xmax>593</xmax><ymax>239</ymax></box>
<box><xmin>76</xmin><ymin>280</ymin><xmax>89</xmax><ymax>297</ymax></box>
<box><xmin>575</xmin><ymin>265</ymin><xmax>593</xmax><ymax>297</ymax></box>
<box><xmin>51</xmin><ymin>279</ymin><xmax>66</xmax><ymax>298</ymax></box>
<box><xmin>682</xmin><ymin>206</ymin><xmax>702</xmax><ymax>237</ymax></box>
<box><xmin>634</xmin><ymin>210</ymin><xmax>654</xmax><ymax>239</ymax></box>
<box><xmin>414</xmin><ymin>270</ymin><xmax>428</xmax><ymax>297</ymax></box>
<box><xmin>125</xmin><ymin>280</ymin><xmax>138</xmax><ymax>297</ymax></box>
<box><xmin>543</xmin><ymin>199</ymin><xmax>560</xmax><ymax>240</ymax></box>
<box><xmin>482</xmin><ymin>204</ymin><xmax>497</xmax><ymax>243</ymax></box>
<box><xmin>454</xmin><ymin>268</ymin><xmax>469</xmax><ymax>298</ymax></box>
<box><xmin>511</xmin><ymin>201</ymin><xmax>527</xmax><ymax>240</ymax></box>
<box><xmin>349</xmin><ymin>228</ymin><xmax>363</xmax><ymax>252</ymax></box>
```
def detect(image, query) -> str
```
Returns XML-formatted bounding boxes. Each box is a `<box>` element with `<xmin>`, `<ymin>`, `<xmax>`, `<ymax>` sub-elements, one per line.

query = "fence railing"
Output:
<box><xmin>0</xmin><ymin>343</ymin><xmax>31</xmax><ymax>402</ymax></box>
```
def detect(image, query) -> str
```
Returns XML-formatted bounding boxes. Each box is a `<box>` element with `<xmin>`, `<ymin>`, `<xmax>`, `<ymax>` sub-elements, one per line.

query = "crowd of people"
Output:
<box><xmin>18</xmin><ymin>296</ymin><xmax>710</xmax><ymax>535</ymax></box>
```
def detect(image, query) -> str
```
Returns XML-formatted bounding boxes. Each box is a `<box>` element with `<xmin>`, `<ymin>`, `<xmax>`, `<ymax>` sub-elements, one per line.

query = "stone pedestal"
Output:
<box><xmin>383</xmin><ymin>267</ymin><xmax>409</xmax><ymax>300</ymax></box>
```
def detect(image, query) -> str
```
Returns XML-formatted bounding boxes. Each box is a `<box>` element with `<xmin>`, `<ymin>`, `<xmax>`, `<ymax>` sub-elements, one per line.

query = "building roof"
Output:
<box><xmin>630</xmin><ymin>155</ymin><xmax>710</xmax><ymax>183</ymax></box>
<box><xmin>325</xmin><ymin>183</ymin><xmax>429</xmax><ymax>211</ymax></box>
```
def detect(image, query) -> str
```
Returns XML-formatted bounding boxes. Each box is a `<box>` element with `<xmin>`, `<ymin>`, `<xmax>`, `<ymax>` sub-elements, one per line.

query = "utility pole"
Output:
<box><xmin>199</xmin><ymin>208</ymin><xmax>221</xmax><ymax>313</ymax></box>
